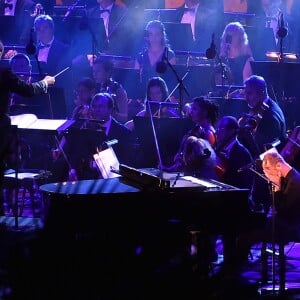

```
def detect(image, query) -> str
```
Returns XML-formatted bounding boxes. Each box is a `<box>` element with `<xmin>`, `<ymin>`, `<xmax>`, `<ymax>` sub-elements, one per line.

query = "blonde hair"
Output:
<box><xmin>220</xmin><ymin>21</ymin><xmax>252</xmax><ymax>57</ymax></box>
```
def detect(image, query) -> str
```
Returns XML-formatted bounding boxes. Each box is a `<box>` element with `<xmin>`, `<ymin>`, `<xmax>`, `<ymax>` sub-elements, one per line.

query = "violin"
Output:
<box><xmin>280</xmin><ymin>126</ymin><xmax>300</xmax><ymax>164</ymax></box>
<box><xmin>238</xmin><ymin>101</ymin><xmax>269</xmax><ymax>133</ymax></box>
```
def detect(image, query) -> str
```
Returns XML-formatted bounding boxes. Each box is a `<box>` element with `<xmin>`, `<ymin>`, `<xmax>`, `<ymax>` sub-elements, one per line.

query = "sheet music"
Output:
<box><xmin>10</xmin><ymin>113</ymin><xmax>73</xmax><ymax>131</ymax></box>
<box><xmin>93</xmin><ymin>147</ymin><xmax>120</xmax><ymax>179</ymax></box>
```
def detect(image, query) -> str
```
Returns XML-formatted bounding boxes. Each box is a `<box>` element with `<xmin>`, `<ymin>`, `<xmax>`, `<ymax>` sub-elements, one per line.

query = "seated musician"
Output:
<box><xmin>181</xmin><ymin>136</ymin><xmax>219</xmax><ymax>179</ymax></box>
<box><xmin>92</xmin><ymin>57</ymin><xmax>128</xmax><ymax>123</ymax></box>
<box><xmin>215</xmin><ymin>21</ymin><xmax>254</xmax><ymax>87</ymax></box>
<box><xmin>70</xmin><ymin>76</ymin><xmax>97</xmax><ymax>120</ymax></box>
<box><xmin>8</xmin><ymin>53</ymin><xmax>33</xmax><ymax>115</ymax></box>
<box><xmin>124</xmin><ymin>76</ymin><xmax>179</xmax><ymax>131</ymax></box>
<box><xmin>161</xmin><ymin>96</ymin><xmax>218</xmax><ymax>172</ymax></box>
<box><xmin>50</xmin><ymin>92</ymin><xmax>133</xmax><ymax>182</ymax></box>
<box><xmin>215</xmin><ymin>115</ymin><xmax>253</xmax><ymax>189</ymax></box>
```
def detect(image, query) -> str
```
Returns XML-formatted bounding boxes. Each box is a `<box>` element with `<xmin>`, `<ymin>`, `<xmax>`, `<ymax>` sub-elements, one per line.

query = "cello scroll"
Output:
<box><xmin>280</xmin><ymin>126</ymin><xmax>300</xmax><ymax>164</ymax></box>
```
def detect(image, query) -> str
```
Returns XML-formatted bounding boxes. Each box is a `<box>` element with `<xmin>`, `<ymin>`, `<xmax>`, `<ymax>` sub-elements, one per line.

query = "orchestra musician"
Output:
<box><xmin>238</xmin><ymin>75</ymin><xmax>286</xmax><ymax>214</ymax></box>
<box><xmin>215</xmin><ymin>115</ymin><xmax>253</xmax><ymax>189</ymax></box>
<box><xmin>124</xmin><ymin>76</ymin><xmax>179</xmax><ymax>131</ymax></box>
<box><xmin>280</xmin><ymin>125</ymin><xmax>300</xmax><ymax>171</ymax></box>
<box><xmin>50</xmin><ymin>92</ymin><xmax>133</xmax><ymax>182</ymax></box>
<box><xmin>216</xmin><ymin>21</ymin><xmax>254</xmax><ymax>87</ymax></box>
<box><xmin>161</xmin><ymin>96</ymin><xmax>218</xmax><ymax>172</ymax></box>
<box><xmin>134</xmin><ymin>20</ymin><xmax>176</xmax><ymax>96</ymax></box>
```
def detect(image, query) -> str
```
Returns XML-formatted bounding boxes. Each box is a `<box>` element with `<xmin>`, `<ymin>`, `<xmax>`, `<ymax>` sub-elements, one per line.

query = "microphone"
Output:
<box><xmin>205</xmin><ymin>33</ymin><xmax>216</xmax><ymax>59</ymax></box>
<box><xmin>238</xmin><ymin>159</ymin><xmax>261</xmax><ymax>173</ymax></box>
<box><xmin>156</xmin><ymin>47</ymin><xmax>168</xmax><ymax>74</ymax></box>
<box><xmin>25</xmin><ymin>28</ymin><xmax>36</xmax><ymax>55</ymax></box>
<box><xmin>277</xmin><ymin>12</ymin><xmax>288</xmax><ymax>38</ymax></box>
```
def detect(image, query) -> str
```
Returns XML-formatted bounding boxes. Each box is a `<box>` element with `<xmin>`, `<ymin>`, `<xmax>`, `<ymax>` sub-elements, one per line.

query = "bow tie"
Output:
<box><xmin>38</xmin><ymin>44</ymin><xmax>51</xmax><ymax>49</ymax></box>
<box><xmin>99</xmin><ymin>9</ymin><xmax>110</xmax><ymax>14</ymax></box>
<box><xmin>184</xmin><ymin>7</ymin><xmax>196</xmax><ymax>13</ymax></box>
<box><xmin>4</xmin><ymin>3</ymin><xmax>13</xmax><ymax>10</ymax></box>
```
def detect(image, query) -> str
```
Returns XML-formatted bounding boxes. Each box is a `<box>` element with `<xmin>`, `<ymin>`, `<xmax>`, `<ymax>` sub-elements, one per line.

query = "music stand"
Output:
<box><xmin>52</xmin><ymin>16</ymin><xmax>106</xmax><ymax>55</ymax></box>
<box><xmin>251</xmin><ymin>61</ymin><xmax>300</xmax><ymax>99</ymax></box>
<box><xmin>245</xmin><ymin>26</ymin><xmax>277</xmax><ymax>60</ymax></box>
<box><xmin>163</xmin><ymin>22</ymin><xmax>195</xmax><ymax>52</ymax></box>
<box><xmin>63</xmin><ymin>126</ymin><xmax>107</xmax><ymax>173</ymax></box>
<box><xmin>133</xmin><ymin>116</ymin><xmax>193</xmax><ymax>168</ymax></box>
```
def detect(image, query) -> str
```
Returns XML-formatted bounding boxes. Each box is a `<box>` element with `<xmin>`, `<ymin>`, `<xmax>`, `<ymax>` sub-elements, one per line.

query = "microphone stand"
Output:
<box><xmin>164</xmin><ymin>58</ymin><xmax>190</xmax><ymax>118</ymax></box>
<box><xmin>247</xmin><ymin>165</ymin><xmax>279</xmax><ymax>296</ymax></box>
<box><xmin>146</xmin><ymin>101</ymin><xmax>163</xmax><ymax>172</ymax></box>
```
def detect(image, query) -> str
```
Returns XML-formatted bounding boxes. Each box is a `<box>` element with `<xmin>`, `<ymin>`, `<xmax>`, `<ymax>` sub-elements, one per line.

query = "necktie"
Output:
<box><xmin>38</xmin><ymin>44</ymin><xmax>51</xmax><ymax>50</ymax></box>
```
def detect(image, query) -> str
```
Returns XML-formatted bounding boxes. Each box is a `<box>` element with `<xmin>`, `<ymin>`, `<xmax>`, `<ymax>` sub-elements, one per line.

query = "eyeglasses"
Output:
<box><xmin>216</xmin><ymin>127</ymin><xmax>227</xmax><ymax>132</ymax></box>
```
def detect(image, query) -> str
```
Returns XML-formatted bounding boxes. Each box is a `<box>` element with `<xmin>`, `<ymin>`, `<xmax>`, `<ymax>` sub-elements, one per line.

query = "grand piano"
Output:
<box><xmin>35</xmin><ymin>166</ymin><xmax>252</xmax><ymax>299</ymax></box>
<box><xmin>40</xmin><ymin>165</ymin><xmax>251</xmax><ymax>242</ymax></box>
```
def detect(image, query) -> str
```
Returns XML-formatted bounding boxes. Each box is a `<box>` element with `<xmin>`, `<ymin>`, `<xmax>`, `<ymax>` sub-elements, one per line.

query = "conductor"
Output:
<box><xmin>0</xmin><ymin>40</ymin><xmax>55</xmax><ymax>215</ymax></box>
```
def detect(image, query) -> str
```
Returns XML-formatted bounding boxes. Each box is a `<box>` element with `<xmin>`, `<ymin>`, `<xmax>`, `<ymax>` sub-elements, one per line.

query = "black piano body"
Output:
<box><xmin>40</xmin><ymin>175</ymin><xmax>251</xmax><ymax>239</ymax></box>
<box><xmin>33</xmin><ymin>174</ymin><xmax>251</xmax><ymax>299</ymax></box>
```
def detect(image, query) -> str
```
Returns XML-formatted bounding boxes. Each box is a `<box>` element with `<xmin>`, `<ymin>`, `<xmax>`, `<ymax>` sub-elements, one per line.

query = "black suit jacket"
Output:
<box><xmin>174</xmin><ymin>4</ymin><xmax>224</xmax><ymax>52</ymax></box>
<box><xmin>222</xmin><ymin>139</ymin><xmax>253</xmax><ymax>189</ymax></box>
<box><xmin>276</xmin><ymin>168</ymin><xmax>300</xmax><ymax>224</ymax></box>
<box><xmin>0</xmin><ymin>0</ymin><xmax>35</xmax><ymax>44</ymax></box>
<box><xmin>38</xmin><ymin>38</ymin><xmax>71</xmax><ymax>76</ymax></box>
<box><xmin>0</xmin><ymin>66</ymin><xmax>48</xmax><ymax>115</ymax></box>
<box><xmin>86</xmin><ymin>4</ymin><xmax>132</xmax><ymax>55</ymax></box>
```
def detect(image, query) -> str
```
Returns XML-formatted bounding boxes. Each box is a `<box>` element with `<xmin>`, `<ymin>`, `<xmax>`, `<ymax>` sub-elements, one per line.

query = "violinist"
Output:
<box><xmin>161</xmin><ymin>96</ymin><xmax>218</xmax><ymax>173</ymax></box>
<box><xmin>238</xmin><ymin>75</ymin><xmax>286</xmax><ymax>158</ymax></box>
<box><xmin>238</xmin><ymin>75</ymin><xmax>287</xmax><ymax>214</ymax></box>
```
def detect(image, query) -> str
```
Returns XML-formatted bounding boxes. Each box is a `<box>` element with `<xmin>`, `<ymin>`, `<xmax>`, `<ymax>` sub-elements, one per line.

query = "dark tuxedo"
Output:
<box><xmin>36</xmin><ymin>38</ymin><xmax>72</xmax><ymax>115</ymax></box>
<box><xmin>0</xmin><ymin>0</ymin><xmax>35</xmax><ymax>44</ymax></box>
<box><xmin>86</xmin><ymin>3</ymin><xmax>133</xmax><ymax>55</ymax></box>
<box><xmin>38</xmin><ymin>38</ymin><xmax>71</xmax><ymax>77</ymax></box>
<box><xmin>220</xmin><ymin>139</ymin><xmax>253</xmax><ymax>189</ymax></box>
<box><xmin>174</xmin><ymin>3</ymin><xmax>224</xmax><ymax>52</ymax></box>
<box><xmin>0</xmin><ymin>66</ymin><xmax>49</xmax><ymax>213</ymax></box>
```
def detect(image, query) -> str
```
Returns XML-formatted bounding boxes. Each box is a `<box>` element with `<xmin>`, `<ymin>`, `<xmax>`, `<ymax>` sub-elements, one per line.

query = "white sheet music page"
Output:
<box><xmin>10</xmin><ymin>114</ymin><xmax>70</xmax><ymax>131</ymax></box>
<box><xmin>93</xmin><ymin>147</ymin><xmax>120</xmax><ymax>179</ymax></box>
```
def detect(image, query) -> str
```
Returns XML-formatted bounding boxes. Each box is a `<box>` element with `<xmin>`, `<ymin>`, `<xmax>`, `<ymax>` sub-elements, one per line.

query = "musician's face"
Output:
<box><xmin>35</xmin><ymin>21</ymin><xmax>54</xmax><ymax>44</ymax></box>
<box><xmin>90</xmin><ymin>96</ymin><xmax>112</xmax><ymax>121</ymax></box>
<box><xmin>92</xmin><ymin>63</ymin><xmax>109</xmax><ymax>83</ymax></box>
<box><xmin>148</xmin><ymin>85</ymin><xmax>163</xmax><ymax>102</ymax></box>
<box><xmin>190</xmin><ymin>102</ymin><xmax>206</xmax><ymax>123</ymax></box>
<box><xmin>74</xmin><ymin>85</ymin><xmax>95</xmax><ymax>106</ymax></box>
<box><xmin>147</xmin><ymin>26</ymin><xmax>163</xmax><ymax>46</ymax></box>
<box><xmin>216</xmin><ymin>120</ymin><xmax>230</xmax><ymax>143</ymax></box>
<box><xmin>10</xmin><ymin>57</ymin><xmax>32</xmax><ymax>81</ymax></box>
<box><xmin>244</xmin><ymin>84</ymin><xmax>262</xmax><ymax>109</ymax></box>
<box><xmin>97</xmin><ymin>0</ymin><xmax>114</xmax><ymax>7</ymax></box>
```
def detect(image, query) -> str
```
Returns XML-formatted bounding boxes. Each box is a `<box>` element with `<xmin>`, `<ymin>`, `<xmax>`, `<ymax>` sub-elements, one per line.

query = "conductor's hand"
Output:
<box><xmin>43</xmin><ymin>75</ymin><xmax>55</xmax><ymax>86</ymax></box>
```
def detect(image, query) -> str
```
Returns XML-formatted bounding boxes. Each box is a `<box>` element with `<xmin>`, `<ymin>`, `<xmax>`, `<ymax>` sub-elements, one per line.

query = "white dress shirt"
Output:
<box><xmin>100</xmin><ymin>3</ymin><xmax>113</xmax><ymax>37</ymax></box>
<box><xmin>38</xmin><ymin>38</ymin><xmax>54</xmax><ymax>63</ymax></box>
<box><xmin>181</xmin><ymin>4</ymin><xmax>199</xmax><ymax>41</ymax></box>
